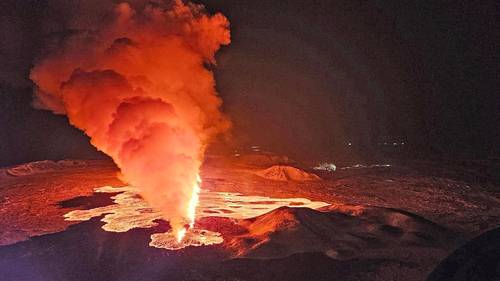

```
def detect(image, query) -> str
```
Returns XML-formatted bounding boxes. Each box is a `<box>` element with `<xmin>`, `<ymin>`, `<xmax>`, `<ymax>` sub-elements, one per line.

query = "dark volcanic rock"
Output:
<box><xmin>1</xmin><ymin>158</ymin><xmax>499</xmax><ymax>281</ymax></box>
<box><xmin>226</xmin><ymin>205</ymin><xmax>457</xmax><ymax>259</ymax></box>
<box><xmin>427</xmin><ymin>227</ymin><xmax>500</xmax><ymax>281</ymax></box>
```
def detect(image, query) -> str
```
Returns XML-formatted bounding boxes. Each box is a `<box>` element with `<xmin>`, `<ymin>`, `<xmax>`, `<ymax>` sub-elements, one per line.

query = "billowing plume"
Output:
<box><xmin>30</xmin><ymin>0</ymin><xmax>230</xmax><ymax>237</ymax></box>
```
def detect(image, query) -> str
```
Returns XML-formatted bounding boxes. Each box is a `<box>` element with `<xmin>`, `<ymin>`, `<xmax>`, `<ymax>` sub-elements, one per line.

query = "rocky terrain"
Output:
<box><xmin>0</xmin><ymin>155</ymin><xmax>499</xmax><ymax>280</ymax></box>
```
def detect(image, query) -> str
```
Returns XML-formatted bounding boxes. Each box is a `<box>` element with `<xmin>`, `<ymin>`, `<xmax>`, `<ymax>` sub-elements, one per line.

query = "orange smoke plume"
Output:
<box><xmin>30</xmin><ymin>0</ymin><xmax>230</xmax><ymax>238</ymax></box>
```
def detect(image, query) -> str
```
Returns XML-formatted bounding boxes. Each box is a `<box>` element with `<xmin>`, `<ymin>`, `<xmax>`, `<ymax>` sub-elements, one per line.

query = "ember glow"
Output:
<box><xmin>30</xmin><ymin>1</ymin><xmax>230</xmax><ymax>237</ymax></box>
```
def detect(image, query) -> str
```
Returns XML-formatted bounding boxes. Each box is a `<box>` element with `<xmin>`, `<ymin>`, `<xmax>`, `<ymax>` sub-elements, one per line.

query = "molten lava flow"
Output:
<box><xmin>176</xmin><ymin>228</ymin><xmax>187</xmax><ymax>243</ymax></box>
<box><xmin>177</xmin><ymin>174</ymin><xmax>201</xmax><ymax>242</ymax></box>
<box><xmin>30</xmin><ymin>1</ymin><xmax>230</xmax><ymax>235</ymax></box>
<box><xmin>64</xmin><ymin>185</ymin><xmax>330</xmax><ymax>250</ymax></box>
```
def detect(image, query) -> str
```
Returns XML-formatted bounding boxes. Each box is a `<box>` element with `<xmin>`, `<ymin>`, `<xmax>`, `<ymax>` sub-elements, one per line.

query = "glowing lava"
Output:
<box><xmin>30</xmin><ymin>0</ymin><xmax>231</xmax><ymax>239</ymax></box>
<box><xmin>176</xmin><ymin>228</ymin><xmax>186</xmax><ymax>243</ymax></box>
<box><xmin>177</xmin><ymin>174</ymin><xmax>202</xmax><ymax>242</ymax></box>
<box><xmin>64</xmin><ymin>185</ymin><xmax>329</xmax><ymax>250</ymax></box>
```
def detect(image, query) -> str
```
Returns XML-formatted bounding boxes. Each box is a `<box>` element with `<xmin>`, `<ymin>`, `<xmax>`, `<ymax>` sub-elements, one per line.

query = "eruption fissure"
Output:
<box><xmin>30</xmin><ymin>0</ymin><xmax>230</xmax><ymax>240</ymax></box>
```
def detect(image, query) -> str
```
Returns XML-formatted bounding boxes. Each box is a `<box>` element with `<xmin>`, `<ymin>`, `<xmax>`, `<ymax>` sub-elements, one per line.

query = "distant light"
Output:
<box><xmin>340</xmin><ymin>163</ymin><xmax>391</xmax><ymax>170</ymax></box>
<box><xmin>393</xmin><ymin>142</ymin><xmax>397</xmax><ymax>146</ymax></box>
<box><xmin>250</xmin><ymin>145</ymin><xmax>261</xmax><ymax>152</ymax></box>
<box><xmin>234</xmin><ymin>153</ymin><xmax>240</xmax><ymax>157</ymax></box>
<box><xmin>313</xmin><ymin>163</ymin><xmax>336</xmax><ymax>172</ymax></box>
<box><xmin>348</xmin><ymin>142</ymin><xmax>352</xmax><ymax>146</ymax></box>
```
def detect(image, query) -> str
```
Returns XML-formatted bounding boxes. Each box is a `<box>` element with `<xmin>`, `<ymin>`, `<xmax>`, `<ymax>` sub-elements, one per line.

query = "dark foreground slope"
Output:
<box><xmin>0</xmin><ymin>199</ymin><xmax>459</xmax><ymax>281</ymax></box>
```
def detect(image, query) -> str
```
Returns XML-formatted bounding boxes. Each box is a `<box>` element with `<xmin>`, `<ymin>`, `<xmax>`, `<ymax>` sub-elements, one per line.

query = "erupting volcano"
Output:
<box><xmin>2</xmin><ymin>0</ymin><xmax>499</xmax><ymax>280</ymax></box>
<box><xmin>29</xmin><ymin>0</ymin><xmax>230</xmax><ymax>240</ymax></box>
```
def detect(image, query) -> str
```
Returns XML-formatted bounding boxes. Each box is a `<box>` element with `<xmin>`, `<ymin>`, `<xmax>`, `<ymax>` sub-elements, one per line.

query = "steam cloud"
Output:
<box><xmin>30</xmin><ymin>0</ymin><xmax>230</xmax><ymax>235</ymax></box>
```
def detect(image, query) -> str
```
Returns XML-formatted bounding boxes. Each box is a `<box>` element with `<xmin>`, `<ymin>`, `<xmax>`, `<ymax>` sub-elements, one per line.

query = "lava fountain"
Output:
<box><xmin>178</xmin><ymin>174</ymin><xmax>202</xmax><ymax>242</ymax></box>
<box><xmin>30</xmin><ymin>0</ymin><xmax>230</xmax><ymax>241</ymax></box>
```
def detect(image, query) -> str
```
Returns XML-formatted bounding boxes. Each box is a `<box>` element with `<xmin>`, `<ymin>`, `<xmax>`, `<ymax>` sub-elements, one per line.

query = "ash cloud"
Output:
<box><xmin>30</xmin><ymin>0</ymin><xmax>230</xmax><ymax>235</ymax></box>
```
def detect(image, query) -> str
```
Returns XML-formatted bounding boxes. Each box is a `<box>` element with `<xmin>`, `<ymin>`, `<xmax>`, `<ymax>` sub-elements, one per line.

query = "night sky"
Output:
<box><xmin>1</xmin><ymin>0</ymin><xmax>499</xmax><ymax>166</ymax></box>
